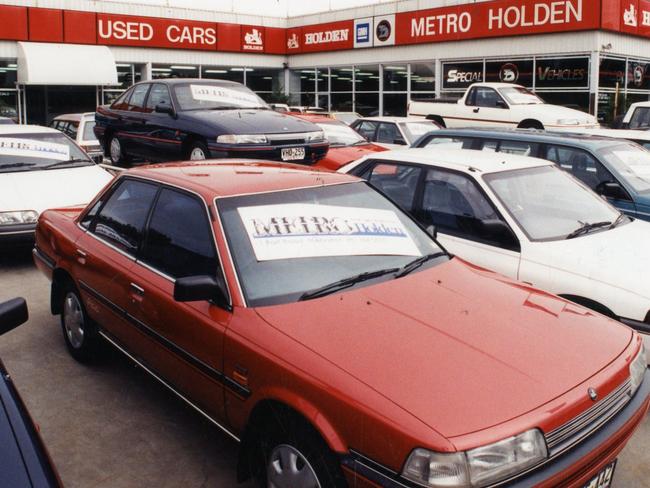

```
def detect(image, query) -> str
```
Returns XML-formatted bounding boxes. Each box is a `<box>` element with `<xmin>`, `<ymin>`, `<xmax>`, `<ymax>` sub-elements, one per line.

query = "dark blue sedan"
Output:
<box><xmin>95</xmin><ymin>79</ymin><xmax>329</xmax><ymax>166</ymax></box>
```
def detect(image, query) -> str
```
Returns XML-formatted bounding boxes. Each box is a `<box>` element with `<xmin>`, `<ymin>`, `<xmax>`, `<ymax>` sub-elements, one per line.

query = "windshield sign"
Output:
<box><xmin>0</xmin><ymin>138</ymin><xmax>70</xmax><ymax>161</ymax></box>
<box><xmin>218</xmin><ymin>182</ymin><xmax>443</xmax><ymax>306</ymax></box>
<box><xmin>0</xmin><ymin>133</ymin><xmax>91</xmax><ymax>172</ymax></box>
<box><xmin>175</xmin><ymin>83</ymin><xmax>268</xmax><ymax>110</ymax></box>
<box><xmin>238</xmin><ymin>203</ymin><xmax>421</xmax><ymax>261</ymax></box>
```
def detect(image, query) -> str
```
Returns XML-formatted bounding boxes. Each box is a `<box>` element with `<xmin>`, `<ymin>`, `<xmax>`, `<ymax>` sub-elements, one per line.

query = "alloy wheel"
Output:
<box><xmin>110</xmin><ymin>137</ymin><xmax>122</xmax><ymax>164</ymax></box>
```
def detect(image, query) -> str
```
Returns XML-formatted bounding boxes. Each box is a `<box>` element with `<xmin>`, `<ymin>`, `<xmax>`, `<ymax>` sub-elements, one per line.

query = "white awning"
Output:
<box><xmin>17</xmin><ymin>42</ymin><xmax>118</xmax><ymax>86</ymax></box>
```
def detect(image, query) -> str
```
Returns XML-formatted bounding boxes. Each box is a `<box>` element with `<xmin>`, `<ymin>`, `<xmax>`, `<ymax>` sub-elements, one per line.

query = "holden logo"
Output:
<box><xmin>633</xmin><ymin>65</ymin><xmax>645</xmax><ymax>87</ymax></box>
<box><xmin>499</xmin><ymin>63</ymin><xmax>519</xmax><ymax>83</ymax></box>
<box><xmin>376</xmin><ymin>20</ymin><xmax>392</xmax><ymax>42</ymax></box>
<box><xmin>588</xmin><ymin>387</ymin><xmax>598</xmax><ymax>402</ymax></box>
<box><xmin>287</xmin><ymin>33</ymin><xmax>299</xmax><ymax>49</ymax></box>
<box><xmin>624</xmin><ymin>4</ymin><xmax>638</xmax><ymax>27</ymax></box>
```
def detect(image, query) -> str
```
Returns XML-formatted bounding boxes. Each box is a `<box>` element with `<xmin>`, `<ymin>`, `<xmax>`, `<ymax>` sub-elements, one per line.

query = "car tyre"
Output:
<box><xmin>255</xmin><ymin>415</ymin><xmax>346</xmax><ymax>488</ymax></box>
<box><xmin>108</xmin><ymin>135</ymin><xmax>130</xmax><ymax>167</ymax></box>
<box><xmin>60</xmin><ymin>283</ymin><xmax>99</xmax><ymax>363</ymax></box>
<box><xmin>188</xmin><ymin>140</ymin><xmax>210</xmax><ymax>161</ymax></box>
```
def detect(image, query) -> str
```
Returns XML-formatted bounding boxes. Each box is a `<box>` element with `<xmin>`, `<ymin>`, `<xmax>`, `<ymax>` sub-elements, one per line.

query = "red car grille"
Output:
<box><xmin>545</xmin><ymin>379</ymin><xmax>632</xmax><ymax>457</ymax></box>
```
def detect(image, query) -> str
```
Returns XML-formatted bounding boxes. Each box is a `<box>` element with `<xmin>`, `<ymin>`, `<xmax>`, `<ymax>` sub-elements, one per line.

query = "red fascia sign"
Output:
<box><xmin>97</xmin><ymin>13</ymin><xmax>218</xmax><ymax>50</ymax></box>
<box><xmin>601</xmin><ymin>0</ymin><xmax>650</xmax><ymax>37</ymax></box>
<box><xmin>395</xmin><ymin>0</ymin><xmax>600</xmax><ymax>45</ymax></box>
<box><xmin>288</xmin><ymin>20</ymin><xmax>354</xmax><ymax>53</ymax></box>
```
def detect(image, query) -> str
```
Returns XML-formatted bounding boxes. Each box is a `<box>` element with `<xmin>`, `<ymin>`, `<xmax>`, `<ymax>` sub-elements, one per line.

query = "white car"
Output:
<box><xmin>620</xmin><ymin>101</ymin><xmax>650</xmax><ymax>130</ymax></box>
<box><xmin>50</xmin><ymin>113</ymin><xmax>104</xmax><ymax>164</ymax></box>
<box><xmin>408</xmin><ymin>83</ymin><xmax>599</xmax><ymax>130</ymax></box>
<box><xmin>341</xmin><ymin>149</ymin><xmax>650</xmax><ymax>345</ymax></box>
<box><xmin>0</xmin><ymin>125</ymin><xmax>114</xmax><ymax>244</ymax></box>
<box><xmin>350</xmin><ymin>116</ymin><xmax>441</xmax><ymax>149</ymax></box>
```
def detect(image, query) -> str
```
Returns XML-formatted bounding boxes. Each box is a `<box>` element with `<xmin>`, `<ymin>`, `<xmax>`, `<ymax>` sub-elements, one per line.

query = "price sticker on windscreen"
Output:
<box><xmin>190</xmin><ymin>84</ymin><xmax>261</xmax><ymax>108</ymax></box>
<box><xmin>238</xmin><ymin>204</ymin><xmax>422</xmax><ymax>261</ymax></box>
<box><xmin>0</xmin><ymin>138</ymin><xmax>70</xmax><ymax>161</ymax></box>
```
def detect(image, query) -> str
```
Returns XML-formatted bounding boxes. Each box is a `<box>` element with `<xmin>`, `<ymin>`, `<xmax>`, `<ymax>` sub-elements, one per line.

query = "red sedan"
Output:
<box><xmin>292</xmin><ymin>114</ymin><xmax>386</xmax><ymax>170</ymax></box>
<box><xmin>33</xmin><ymin>161</ymin><xmax>649</xmax><ymax>488</ymax></box>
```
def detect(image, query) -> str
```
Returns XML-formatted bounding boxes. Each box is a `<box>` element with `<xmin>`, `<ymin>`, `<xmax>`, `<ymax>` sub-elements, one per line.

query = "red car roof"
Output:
<box><xmin>126</xmin><ymin>160</ymin><xmax>358</xmax><ymax>199</ymax></box>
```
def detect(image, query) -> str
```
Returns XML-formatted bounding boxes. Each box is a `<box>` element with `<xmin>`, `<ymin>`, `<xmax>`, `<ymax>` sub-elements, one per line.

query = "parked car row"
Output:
<box><xmin>3</xmin><ymin>78</ymin><xmax>650</xmax><ymax>487</ymax></box>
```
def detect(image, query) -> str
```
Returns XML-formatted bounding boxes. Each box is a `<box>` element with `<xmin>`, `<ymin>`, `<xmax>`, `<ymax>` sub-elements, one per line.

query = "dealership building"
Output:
<box><xmin>1</xmin><ymin>0</ymin><xmax>650</xmax><ymax>124</ymax></box>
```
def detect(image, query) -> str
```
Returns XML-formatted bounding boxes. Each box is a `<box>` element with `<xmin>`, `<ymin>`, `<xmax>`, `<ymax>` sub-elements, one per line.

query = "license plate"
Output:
<box><xmin>281</xmin><ymin>147</ymin><xmax>306</xmax><ymax>161</ymax></box>
<box><xmin>582</xmin><ymin>460</ymin><xmax>617</xmax><ymax>488</ymax></box>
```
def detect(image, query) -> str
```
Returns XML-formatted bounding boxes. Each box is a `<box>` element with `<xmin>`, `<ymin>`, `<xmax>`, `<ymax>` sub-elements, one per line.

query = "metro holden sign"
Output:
<box><xmin>396</xmin><ymin>0</ymin><xmax>599</xmax><ymax>45</ymax></box>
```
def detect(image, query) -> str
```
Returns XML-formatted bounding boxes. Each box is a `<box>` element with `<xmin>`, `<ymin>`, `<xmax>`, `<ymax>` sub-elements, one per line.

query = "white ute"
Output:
<box><xmin>408</xmin><ymin>82</ymin><xmax>599</xmax><ymax>130</ymax></box>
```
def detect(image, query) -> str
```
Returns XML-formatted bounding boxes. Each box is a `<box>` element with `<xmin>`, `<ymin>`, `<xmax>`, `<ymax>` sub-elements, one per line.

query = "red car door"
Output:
<box><xmin>125</xmin><ymin>186</ymin><xmax>231</xmax><ymax>422</ymax></box>
<box><xmin>74</xmin><ymin>178</ymin><xmax>159</xmax><ymax>348</ymax></box>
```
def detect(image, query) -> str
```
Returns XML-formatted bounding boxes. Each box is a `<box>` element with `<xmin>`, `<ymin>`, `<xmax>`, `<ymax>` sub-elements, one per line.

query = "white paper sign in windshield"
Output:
<box><xmin>0</xmin><ymin>138</ymin><xmax>70</xmax><ymax>161</ymax></box>
<box><xmin>190</xmin><ymin>84</ymin><xmax>261</xmax><ymax>108</ymax></box>
<box><xmin>238</xmin><ymin>204</ymin><xmax>421</xmax><ymax>261</ymax></box>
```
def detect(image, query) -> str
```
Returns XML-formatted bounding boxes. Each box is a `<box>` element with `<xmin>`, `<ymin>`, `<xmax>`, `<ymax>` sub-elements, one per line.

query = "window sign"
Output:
<box><xmin>535</xmin><ymin>57</ymin><xmax>589</xmax><ymax>89</ymax></box>
<box><xmin>485</xmin><ymin>60</ymin><xmax>534</xmax><ymax>87</ymax></box>
<box><xmin>442</xmin><ymin>62</ymin><xmax>484</xmax><ymax>90</ymax></box>
<box><xmin>627</xmin><ymin>61</ymin><xmax>650</xmax><ymax>90</ymax></box>
<box><xmin>238</xmin><ymin>204</ymin><xmax>421</xmax><ymax>261</ymax></box>
<box><xmin>190</xmin><ymin>84</ymin><xmax>260</xmax><ymax>107</ymax></box>
<box><xmin>0</xmin><ymin>138</ymin><xmax>70</xmax><ymax>160</ymax></box>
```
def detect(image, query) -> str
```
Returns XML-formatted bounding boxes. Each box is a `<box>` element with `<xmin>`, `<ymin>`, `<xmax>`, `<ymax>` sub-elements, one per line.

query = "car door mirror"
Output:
<box><xmin>597</xmin><ymin>181</ymin><xmax>628</xmax><ymax>201</ymax></box>
<box><xmin>174</xmin><ymin>275</ymin><xmax>230</xmax><ymax>309</ymax></box>
<box><xmin>155</xmin><ymin>103</ymin><xmax>175</xmax><ymax>116</ymax></box>
<box><xmin>0</xmin><ymin>298</ymin><xmax>28</xmax><ymax>336</ymax></box>
<box><xmin>495</xmin><ymin>100</ymin><xmax>508</xmax><ymax>109</ymax></box>
<box><xmin>479</xmin><ymin>219</ymin><xmax>519</xmax><ymax>249</ymax></box>
<box><xmin>425</xmin><ymin>224</ymin><xmax>438</xmax><ymax>240</ymax></box>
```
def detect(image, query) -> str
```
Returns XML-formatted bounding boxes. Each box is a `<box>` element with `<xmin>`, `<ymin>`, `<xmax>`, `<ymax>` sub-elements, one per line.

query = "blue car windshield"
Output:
<box><xmin>173</xmin><ymin>82</ymin><xmax>269</xmax><ymax>111</ymax></box>
<box><xmin>597</xmin><ymin>142</ymin><xmax>650</xmax><ymax>194</ymax></box>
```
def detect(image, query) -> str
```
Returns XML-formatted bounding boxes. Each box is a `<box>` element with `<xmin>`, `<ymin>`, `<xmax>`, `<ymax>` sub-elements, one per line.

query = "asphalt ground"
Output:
<box><xmin>0</xmin><ymin>247</ymin><xmax>648</xmax><ymax>487</ymax></box>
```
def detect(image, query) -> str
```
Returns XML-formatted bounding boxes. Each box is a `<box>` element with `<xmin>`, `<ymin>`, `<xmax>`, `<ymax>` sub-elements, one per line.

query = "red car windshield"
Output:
<box><xmin>217</xmin><ymin>182</ymin><xmax>445</xmax><ymax>306</ymax></box>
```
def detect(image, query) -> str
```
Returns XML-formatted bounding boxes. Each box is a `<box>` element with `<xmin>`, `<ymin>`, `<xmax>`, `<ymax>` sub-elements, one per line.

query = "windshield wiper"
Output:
<box><xmin>395</xmin><ymin>252</ymin><xmax>447</xmax><ymax>278</ymax></box>
<box><xmin>565</xmin><ymin>221</ymin><xmax>612</xmax><ymax>239</ymax></box>
<box><xmin>351</xmin><ymin>140</ymin><xmax>370</xmax><ymax>146</ymax></box>
<box><xmin>0</xmin><ymin>162</ymin><xmax>37</xmax><ymax>170</ymax></box>
<box><xmin>298</xmin><ymin>267</ymin><xmax>399</xmax><ymax>301</ymax></box>
<box><xmin>43</xmin><ymin>158</ymin><xmax>92</xmax><ymax>169</ymax></box>
<box><xmin>609</xmin><ymin>213</ymin><xmax>629</xmax><ymax>229</ymax></box>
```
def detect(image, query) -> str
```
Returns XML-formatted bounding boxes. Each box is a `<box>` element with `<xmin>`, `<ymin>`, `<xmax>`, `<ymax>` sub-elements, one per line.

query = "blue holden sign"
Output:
<box><xmin>353</xmin><ymin>17</ymin><xmax>374</xmax><ymax>48</ymax></box>
<box><xmin>356</xmin><ymin>22</ymin><xmax>370</xmax><ymax>43</ymax></box>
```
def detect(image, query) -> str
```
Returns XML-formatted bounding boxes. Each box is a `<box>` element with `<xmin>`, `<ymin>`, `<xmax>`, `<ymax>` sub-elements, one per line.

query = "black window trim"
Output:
<box><xmin>352</xmin><ymin>158</ymin><xmax>521</xmax><ymax>252</ymax></box>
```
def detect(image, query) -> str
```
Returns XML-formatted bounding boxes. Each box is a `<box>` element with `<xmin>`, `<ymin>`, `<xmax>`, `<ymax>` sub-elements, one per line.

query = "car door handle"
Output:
<box><xmin>76</xmin><ymin>249</ymin><xmax>87</xmax><ymax>257</ymax></box>
<box><xmin>130</xmin><ymin>283</ymin><xmax>145</xmax><ymax>296</ymax></box>
<box><xmin>473</xmin><ymin>108</ymin><xmax>480</xmax><ymax>113</ymax></box>
<box><xmin>75</xmin><ymin>249</ymin><xmax>87</xmax><ymax>264</ymax></box>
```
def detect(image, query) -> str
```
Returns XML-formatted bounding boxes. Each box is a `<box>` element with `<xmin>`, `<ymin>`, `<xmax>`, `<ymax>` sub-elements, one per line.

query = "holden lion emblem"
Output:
<box><xmin>588</xmin><ymin>387</ymin><xmax>598</xmax><ymax>402</ymax></box>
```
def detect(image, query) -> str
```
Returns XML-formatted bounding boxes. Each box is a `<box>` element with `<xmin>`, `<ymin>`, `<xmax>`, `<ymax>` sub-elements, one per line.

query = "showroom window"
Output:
<box><xmin>0</xmin><ymin>59</ymin><xmax>18</xmax><ymax>121</ymax></box>
<box><xmin>152</xmin><ymin>64</ymin><xmax>199</xmax><ymax>79</ymax></box>
<box><xmin>201</xmin><ymin>66</ymin><xmax>245</xmax><ymax>83</ymax></box>
<box><xmin>246</xmin><ymin>68</ymin><xmax>283</xmax><ymax>102</ymax></box>
<box><xmin>355</xmin><ymin>65</ymin><xmax>379</xmax><ymax>116</ymax></box>
<box><xmin>289</xmin><ymin>68</ymin><xmax>317</xmax><ymax>106</ymax></box>
<box><xmin>383</xmin><ymin>64</ymin><xmax>408</xmax><ymax>116</ymax></box>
